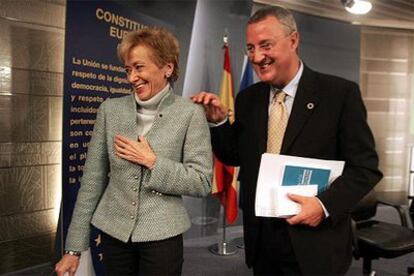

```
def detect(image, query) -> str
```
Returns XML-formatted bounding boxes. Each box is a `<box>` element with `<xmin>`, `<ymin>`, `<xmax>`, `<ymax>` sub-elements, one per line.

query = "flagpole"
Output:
<box><xmin>230</xmin><ymin>168</ymin><xmax>245</xmax><ymax>249</ymax></box>
<box><xmin>222</xmin><ymin>201</ymin><xmax>226</xmax><ymax>245</ymax></box>
<box><xmin>208</xmin><ymin>30</ymin><xmax>238</xmax><ymax>256</ymax></box>
<box><xmin>208</xmin><ymin>190</ymin><xmax>237</xmax><ymax>256</ymax></box>
<box><xmin>230</xmin><ymin>57</ymin><xmax>253</xmax><ymax>250</ymax></box>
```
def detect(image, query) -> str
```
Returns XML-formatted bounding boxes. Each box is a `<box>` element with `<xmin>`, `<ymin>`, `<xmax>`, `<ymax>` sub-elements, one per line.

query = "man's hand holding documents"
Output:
<box><xmin>286</xmin><ymin>194</ymin><xmax>325</xmax><ymax>227</ymax></box>
<box><xmin>255</xmin><ymin>153</ymin><xmax>345</xmax><ymax>221</ymax></box>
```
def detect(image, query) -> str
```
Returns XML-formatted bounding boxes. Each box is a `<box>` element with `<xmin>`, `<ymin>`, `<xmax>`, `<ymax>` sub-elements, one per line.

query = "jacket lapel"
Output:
<box><xmin>155</xmin><ymin>89</ymin><xmax>175</xmax><ymax>116</ymax></box>
<box><xmin>255</xmin><ymin>83</ymin><xmax>271</xmax><ymax>155</ymax></box>
<box><xmin>147</xmin><ymin>88</ymin><xmax>175</xmax><ymax>133</ymax></box>
<box><xmin>282</xmin><ymin>65</ymin><xmax>320</xmax><ymax>153</ymax></box>
<box><xmin>119</xmin><ymin>94</ymin><xmax>140</xmax><ymax>140</ymax></box>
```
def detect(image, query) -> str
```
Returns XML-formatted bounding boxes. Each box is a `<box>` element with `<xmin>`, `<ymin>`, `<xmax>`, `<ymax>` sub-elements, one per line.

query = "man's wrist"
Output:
<box><xmin>208</xmin><ymin>116</ymin><xmax>228</xmax><ymax>127</ymax></box>
<box><xmin>316</xmin><ymin>197</ymin><xmax>329</xmax><ymax>218</ymax></box>
<box><xmin>64</xmin><ymin>250</ymin><xmax>81</xmax><ymax>257</ymax></box>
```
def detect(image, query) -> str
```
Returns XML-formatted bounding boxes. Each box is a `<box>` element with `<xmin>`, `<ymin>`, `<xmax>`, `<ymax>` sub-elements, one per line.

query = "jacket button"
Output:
<box><xmin>151</xmin><ymin>190</ymin><xmax>156</xmax><ymax>194</ymax></box>
<box><xmin>134</xmin><ymin>175</ymin><xmax>139</xmax><ymax>180</ymax></box>
<box><xmin>132</xmin><ymin>201</ymin><xmax>136</xmax><ymax>206</ymax></box>
<box><xmin>130</xmin><ymin>215</ymin><xmax>134</xmax><ymax>220</ymax></box>
<box><xmin>133</xmin><ymin>188</ymin><xmax>138</xmax><ymax>192</ymax></box>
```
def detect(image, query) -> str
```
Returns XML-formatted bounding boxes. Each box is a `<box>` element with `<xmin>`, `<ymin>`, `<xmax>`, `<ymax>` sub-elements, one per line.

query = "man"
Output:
<box><xmin>191</xmin><ymin>5</ymin><xmax>382</xmax><ymax>276</ymax></box>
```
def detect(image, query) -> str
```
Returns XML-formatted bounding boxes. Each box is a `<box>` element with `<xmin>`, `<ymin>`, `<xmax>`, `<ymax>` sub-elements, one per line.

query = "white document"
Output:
<box><xmin>255</xmin><ymin>153</ymin><xmax>345</xmax><ymax>218</ymax></box>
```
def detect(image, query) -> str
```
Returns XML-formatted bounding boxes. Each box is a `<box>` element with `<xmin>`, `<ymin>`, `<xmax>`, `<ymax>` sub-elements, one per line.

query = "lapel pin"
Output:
<box><xmin>307</xmin><ymin>103</ymin><xmax>315</xmax><ymax>110</ymax></box>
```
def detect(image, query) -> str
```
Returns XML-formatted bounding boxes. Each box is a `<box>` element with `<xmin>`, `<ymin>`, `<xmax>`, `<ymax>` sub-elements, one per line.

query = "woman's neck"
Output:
<box><xmin>135</xmin><ymin>84</ymin><xmax>170</xmax><ymax>111</ymax></box>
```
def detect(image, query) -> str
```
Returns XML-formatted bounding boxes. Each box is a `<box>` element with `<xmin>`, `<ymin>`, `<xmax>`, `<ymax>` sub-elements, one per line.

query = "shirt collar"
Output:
<box><xmin>135</xmin><ymin>83</ymin><xmax>170</xmax><ymax>111</ymax></box>
<box><xmin>271</xmin><ymin>60</ymin><xmax>303</xmax><ymax>99</ymax></box>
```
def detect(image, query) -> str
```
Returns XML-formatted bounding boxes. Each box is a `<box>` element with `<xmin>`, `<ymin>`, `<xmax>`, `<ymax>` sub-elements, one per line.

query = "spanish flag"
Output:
<box><xmin>212</xmin><ymin>41</ymin><xmax>238</xmax><ymax>224</ymax></box>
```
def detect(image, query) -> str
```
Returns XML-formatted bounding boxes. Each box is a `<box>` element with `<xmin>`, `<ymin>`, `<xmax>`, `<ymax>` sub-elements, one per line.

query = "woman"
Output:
<box><xmin>55</xmin><ymin>27</ymin><xmax>212</xmax><ymax>276</ymax></box>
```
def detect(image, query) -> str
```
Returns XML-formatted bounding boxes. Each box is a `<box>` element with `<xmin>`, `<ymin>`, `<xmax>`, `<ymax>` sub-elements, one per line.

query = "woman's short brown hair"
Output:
<box><xmin>117</xmin><ymin>26</ymin><xmax>180</xmax><ymax>82</ymax></box>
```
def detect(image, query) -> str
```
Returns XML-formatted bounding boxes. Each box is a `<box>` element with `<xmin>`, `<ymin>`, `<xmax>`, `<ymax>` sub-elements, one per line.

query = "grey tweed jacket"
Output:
<box><xmin>65</xmin><ymin>91</ymin><xmax>213</xmax><ymax>251</ymax></box>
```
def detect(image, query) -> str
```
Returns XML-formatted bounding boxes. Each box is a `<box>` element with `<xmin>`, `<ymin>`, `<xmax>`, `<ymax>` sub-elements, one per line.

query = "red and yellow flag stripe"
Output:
<box><xmin>213</xmin><ymin>43</ymin><xmax>238</xmax><ymax>224</ymax></box>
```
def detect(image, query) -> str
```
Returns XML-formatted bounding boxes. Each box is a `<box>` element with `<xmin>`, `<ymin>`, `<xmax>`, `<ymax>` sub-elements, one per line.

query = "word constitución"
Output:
<box><xmin>95</xmin><ymin>7</ymin><xmax>146</xmax><ymax>40</ymax></box>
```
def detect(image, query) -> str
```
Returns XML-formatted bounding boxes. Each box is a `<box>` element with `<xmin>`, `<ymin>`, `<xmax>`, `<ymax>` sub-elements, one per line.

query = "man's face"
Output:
<box><xmin>246</xmin><ymin>16</ymin><xmax>299</xmax><ymax>87</ymax></box>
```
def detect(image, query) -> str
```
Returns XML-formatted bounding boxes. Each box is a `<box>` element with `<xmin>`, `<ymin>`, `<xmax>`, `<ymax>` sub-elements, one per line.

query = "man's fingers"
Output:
<box><xmin>203</xmin><ymin>95</ymin><xmax>216</xmax><ymax>105</ymax></box>
<box><xmin>190</xmin><ymin>92</ymin><xmax>206</xmax><ymax>103</ymax></box>
<box><xmin>285</xmin><ymin>196</ymin><xmax>324</xmax><ymax>227</ymax></box>
<box><xmin>191</xmin><ymin>92</ymin><xmax>220</xmax><ymax>106</ymax></box>
<box><xmin>191</xmin><ymin>91</ymin><xmax>214</xmax><ymax>103</ymax></box>
<box><xmin>287</xmin><ymin>214</ymin><xmax>303</xmax><ymax>225</ymax></box>
<box><xmin>210</xmin><ymin>98</ymin><xmax>225</xmax><ymax>108</ymax></box>
<box><xmin>205</xmin><ymin>103</ymin><xmax>221</xmax><ymax>114</ymax></box>
<box><xmin>286</xmin><ymin>213</ymin><xmax>316</xmax><ymax>226</ymax></box>
<box><xmin>287</xmin><ymin>193</ymin><xmax>304</xmax><ymax>203</ymax></box>
<box><xmin>192</xmin><ymin>92</ymin><xmax>228</xmax><ymax>123</ymax></box>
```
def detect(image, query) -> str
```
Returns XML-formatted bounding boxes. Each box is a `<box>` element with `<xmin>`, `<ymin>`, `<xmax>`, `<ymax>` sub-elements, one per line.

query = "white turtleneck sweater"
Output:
<box><xmin>134</xmin><ymin>84</ymin><xmax>170</xmax><ymax>136</ymax></box>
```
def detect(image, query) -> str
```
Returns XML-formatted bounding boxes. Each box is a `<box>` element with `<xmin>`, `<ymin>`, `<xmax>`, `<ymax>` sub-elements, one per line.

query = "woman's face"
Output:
<box><xmin>124</xmin><ymin>44</ymin><xmax>173</xmax><ymax>101</ymax></box>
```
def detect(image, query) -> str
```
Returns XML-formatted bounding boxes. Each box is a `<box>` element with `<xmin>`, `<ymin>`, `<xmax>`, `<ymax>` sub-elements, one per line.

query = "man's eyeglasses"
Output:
<box><xmin>244</xmin><ymin>33</ymin><xmax>292</xmax><ymax>57</ymax></box>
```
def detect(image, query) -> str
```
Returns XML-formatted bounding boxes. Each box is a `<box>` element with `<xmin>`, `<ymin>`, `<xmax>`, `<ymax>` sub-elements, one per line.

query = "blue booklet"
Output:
<box><xmin>281</xmin><ymin>165</ymin><xmax>331</xmax><ymax>194</ymax></box>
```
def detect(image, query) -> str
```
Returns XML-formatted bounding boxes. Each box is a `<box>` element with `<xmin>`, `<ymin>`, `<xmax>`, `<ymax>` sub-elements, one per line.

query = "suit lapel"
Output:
<box><xmin>112</xmin><ymin>91</ymin><xmax>175</xmax><ymax>148</ymax></box>
<box><xmin>144</xmin><ymin>90</ymin><xmax>176</xmax><ymax>145</ymax></box>
<box><xmin>155</xmin><ymin>89</ymin><xmax>175</xmax><ymax>115</ymax></box>
<box><xmin>119</xmin><ymin>94</ymin><xmax>140</xmax><ymax>139</ymax></box>
<box><xmin>254</xmin><ymin>83</ymin><xmax>270</xmax><ymax>155</ymax></box>
<box><xmin>282</xmin><ymin>65</ymin><xmax>320</xmax><ymax>153</ymax></box>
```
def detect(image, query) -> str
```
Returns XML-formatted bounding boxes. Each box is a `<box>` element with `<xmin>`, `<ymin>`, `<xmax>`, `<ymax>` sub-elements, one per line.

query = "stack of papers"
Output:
<box><xmin>255</xmin><ymin>154</ymin><xmax>345</xmax><ymax>218</ymax></box>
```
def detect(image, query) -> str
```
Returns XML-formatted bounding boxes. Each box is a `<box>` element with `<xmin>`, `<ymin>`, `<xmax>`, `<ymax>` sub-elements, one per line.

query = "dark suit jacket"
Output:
<box><xmin>211</xmin><ymin>65</ymin><xmax>382</xmax><ymax>275</ymax></box>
